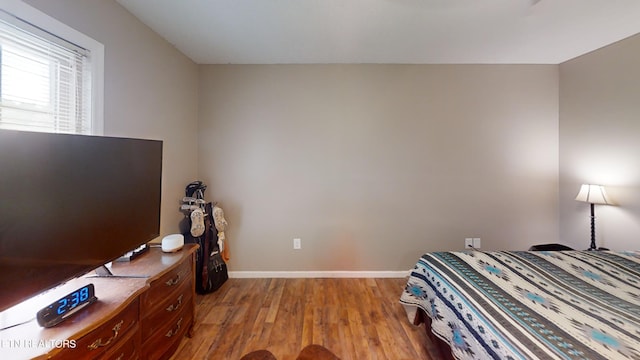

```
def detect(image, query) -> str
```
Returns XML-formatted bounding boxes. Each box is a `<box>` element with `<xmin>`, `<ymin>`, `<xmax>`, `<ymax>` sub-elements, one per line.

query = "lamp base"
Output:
<box><xmin>588</xmin><ymin>203</ymin><xmax>598</xmax><ymax>251</ymax></box>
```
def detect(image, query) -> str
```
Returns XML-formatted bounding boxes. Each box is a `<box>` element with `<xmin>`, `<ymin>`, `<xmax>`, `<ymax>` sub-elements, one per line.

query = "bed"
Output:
<box><xmin>399</xmin><ymin>250</ymin><xmax>640</xmax><ymax>360</ymax></box>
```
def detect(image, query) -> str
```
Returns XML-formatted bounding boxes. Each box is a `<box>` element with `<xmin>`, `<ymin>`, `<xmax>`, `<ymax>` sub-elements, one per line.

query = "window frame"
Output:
<box><xmin>1</xmin><ymin>0</ymin><xmax>104</xmax><ymax>135</ymax></box>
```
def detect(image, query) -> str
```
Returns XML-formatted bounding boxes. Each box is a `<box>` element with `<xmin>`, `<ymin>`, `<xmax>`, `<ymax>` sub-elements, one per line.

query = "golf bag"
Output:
<box><xmin>181</xmin><ymin>182</ymin><xmax>228</xmax><ymax>293</ymax></box>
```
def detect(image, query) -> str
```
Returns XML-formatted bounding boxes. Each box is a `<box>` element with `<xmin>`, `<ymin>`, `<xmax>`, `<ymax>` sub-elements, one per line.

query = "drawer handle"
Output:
<box><xmin>166</xmin><ymin>294</ymin><xmax>183</xmax><ymax>312</ymax></box>
<box><xmin>165</xmin><ymin>317</ymin><xmax>183</xmax><ymax>338</ymax></box>
<box><xmin>165</xmin><ymin>274</ymin><xmax>181</xmax><ymax>286</ymax></box>
<box><xmin>87</xmin><ymin>320</ymin><xmax>124</xmax><ymax>350</ymax></box>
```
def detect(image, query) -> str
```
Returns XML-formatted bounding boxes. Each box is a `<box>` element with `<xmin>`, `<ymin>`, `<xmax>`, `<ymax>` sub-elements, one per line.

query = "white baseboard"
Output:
<box><xmin>228</xmin><ymin>270</ymin><xmax>410</xmax><ymax>279</ymax></box>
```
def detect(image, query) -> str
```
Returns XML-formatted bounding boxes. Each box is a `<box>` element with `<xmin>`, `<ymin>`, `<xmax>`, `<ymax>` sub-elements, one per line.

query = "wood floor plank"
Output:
<box><xmin>301</xmin><ymin>300</ymin><xmax>314</xmax><ymax>347</ymax></box>
<box><xmin>170</xmin><ymin>278</ymin><xmax>438</xmax><ymax>360</ymax></box>
<box><xmin>346</xmin><ymin>307</ymin><xmax>370</xmax><ymax>360</ymax></box>
<box><xmin>241</xmin><ymin>306</ymin><xmax>269</xmax><ymax>351</ymax></box>
<box><xmin>308</xmin><ymin>305</ymin><xmax>322</xmax><ymax>346</ymax></box>
<box><xmin>264</xmin><ymin>279</ymin><xmax>285</xmax><ymax>323</ymax></box>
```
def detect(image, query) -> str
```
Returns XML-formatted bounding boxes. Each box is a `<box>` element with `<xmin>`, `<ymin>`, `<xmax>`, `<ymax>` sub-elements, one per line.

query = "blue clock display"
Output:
<box><xmin>37</xmin><ymin>283</ymin><xmax>98</xmax><ymax>328</ymax></box>
<box><xmin>56</xmin><ymin>286</ymin><xmax>90</xmax><ymax>314</ymax></box>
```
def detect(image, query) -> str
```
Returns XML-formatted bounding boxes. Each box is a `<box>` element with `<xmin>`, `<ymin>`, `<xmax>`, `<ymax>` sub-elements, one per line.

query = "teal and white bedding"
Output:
<box><xmin>399</xmin><ymin>250</ymin><xmax>640</xmax><ymax>360</ymax></box>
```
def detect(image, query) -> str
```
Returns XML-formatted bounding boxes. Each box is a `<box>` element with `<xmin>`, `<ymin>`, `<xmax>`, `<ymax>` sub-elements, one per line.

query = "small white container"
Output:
<box><xmin>161</xmin><ymin>234</ymin><xmax>184</xmax><ymax>253</ymax></box>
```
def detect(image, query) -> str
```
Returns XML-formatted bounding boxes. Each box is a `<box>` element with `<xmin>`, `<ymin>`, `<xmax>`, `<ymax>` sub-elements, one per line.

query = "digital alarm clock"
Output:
<box><xmin>36</xmin><ymin>283</ymin><xmax>98</xmax><ymax>328</ymax></box>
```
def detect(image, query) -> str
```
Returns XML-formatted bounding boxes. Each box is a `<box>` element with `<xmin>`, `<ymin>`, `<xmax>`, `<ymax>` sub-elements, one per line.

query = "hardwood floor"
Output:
<box><xmin>170</xmin><ymin>277</ymin><xmax>444</xmax><ymax>360</ymax></box>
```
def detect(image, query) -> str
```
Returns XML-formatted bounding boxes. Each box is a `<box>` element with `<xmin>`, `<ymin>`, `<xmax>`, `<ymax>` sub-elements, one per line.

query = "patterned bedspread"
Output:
<box><xmin>399</xmin><ymin>250</ymin><xmax>640</xmax><ymax>360</ymax></box>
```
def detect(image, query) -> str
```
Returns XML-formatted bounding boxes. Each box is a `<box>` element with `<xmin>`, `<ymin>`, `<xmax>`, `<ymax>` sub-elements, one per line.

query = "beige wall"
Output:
<box><xmin>25</xmin><ymin>0</ymin><xmax>200</xmax><ymax>239</ymax></box>
<box><xmin>199</xmin><ymin>65</ymin><xmax>560</xmax><ymax>271</ymax></box>
<box><xmin>21</xmin><ymin>1</ymin><xmax>565</xmax><ymax>271</ymax></box>
<box><xmin>559</xmin><ymin>34</ymin><xmax>640</xmax><ymax>250</ymax></box>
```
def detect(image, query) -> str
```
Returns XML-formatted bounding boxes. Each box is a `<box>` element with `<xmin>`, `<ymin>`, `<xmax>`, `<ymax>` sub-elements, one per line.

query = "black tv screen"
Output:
<box><xmin>0</xmin><ymin>130</ymin><xmax>162</xmax><ymax>312</ymax></box>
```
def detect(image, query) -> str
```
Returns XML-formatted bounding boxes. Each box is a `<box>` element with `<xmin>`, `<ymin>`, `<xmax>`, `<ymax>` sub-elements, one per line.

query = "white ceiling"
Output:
<box><xmin>116</xmin><ymin>0</ymin><xmax>640</xmax><ymax>65</ymax></box>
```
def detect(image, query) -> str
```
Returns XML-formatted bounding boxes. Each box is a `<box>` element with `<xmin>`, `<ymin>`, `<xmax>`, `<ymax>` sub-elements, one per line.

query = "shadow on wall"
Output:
<box><xmin>313</xmin><ymin>229</ymin><xmax>362</xmax><ymax>271</ymax></box>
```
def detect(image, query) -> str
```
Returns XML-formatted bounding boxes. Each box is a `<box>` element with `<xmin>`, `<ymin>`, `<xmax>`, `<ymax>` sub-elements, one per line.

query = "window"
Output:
<box><xmin>0</xmin><ymin>3</ymin><xmax>103</xmax><ymax>135</ymax></box>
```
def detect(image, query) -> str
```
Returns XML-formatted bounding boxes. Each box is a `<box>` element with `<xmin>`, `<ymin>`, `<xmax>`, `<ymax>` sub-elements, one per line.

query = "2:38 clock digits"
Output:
<box><xmin>57</xmin><ymin>285</ymin><xmax>91</xmax><ymax>315</ymax></box>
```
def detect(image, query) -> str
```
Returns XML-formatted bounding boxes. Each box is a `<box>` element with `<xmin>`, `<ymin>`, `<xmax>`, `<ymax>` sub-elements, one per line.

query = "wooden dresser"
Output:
<box><xmin>0</xmin><ymin>244</ymin><xmax>197</xmax><ymax>360</ymax></box>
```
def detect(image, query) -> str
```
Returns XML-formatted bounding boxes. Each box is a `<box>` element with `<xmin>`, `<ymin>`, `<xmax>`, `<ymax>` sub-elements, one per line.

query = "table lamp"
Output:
<box><xmin>575</xmin><ymin>184</ymin><xmax>611</xmax><ymax>251</ymax></box>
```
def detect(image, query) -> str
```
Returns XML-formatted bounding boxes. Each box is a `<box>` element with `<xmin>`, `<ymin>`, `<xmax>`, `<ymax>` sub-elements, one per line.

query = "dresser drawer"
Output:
<box><xmin>141</xmin><ymin>305</ymin><xmax>193</xmax><ymax>360</ymax></box>
<box><xmin>141</xmin><ymin>257</ymin><xmax>192</xmax><ymax>313</ymax></box>
<box><xmin>141</xmin><ymin>278</ymin><xmax>193</xmax><ymax>339</ymax></box>
<box><xmin>99</xmin><ymin>323</ymin><xmax>140</xmax><ymax>360</ymax></box>
<box><xmin>55</xmin><ymin>298</ymin><xmax>139</xmax><ymax>360</ymax></box>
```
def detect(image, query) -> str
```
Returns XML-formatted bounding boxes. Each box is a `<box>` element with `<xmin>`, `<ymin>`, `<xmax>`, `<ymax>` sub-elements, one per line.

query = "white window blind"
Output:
<box><xmin>0</xmin><ymin>11</ymin><xmax>92</xmax><ymax>134</ymax></box>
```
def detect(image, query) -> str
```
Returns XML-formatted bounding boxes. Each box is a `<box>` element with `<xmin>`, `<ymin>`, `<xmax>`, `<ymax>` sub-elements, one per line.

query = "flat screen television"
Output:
<box><xmin>0</xmin><ymin>129</ymin><xmax>162</xmax><ymax>312</ymax></box>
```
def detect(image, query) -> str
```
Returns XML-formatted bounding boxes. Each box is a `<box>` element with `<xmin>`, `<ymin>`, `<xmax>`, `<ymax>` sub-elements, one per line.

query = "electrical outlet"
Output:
<box><xmin>473</xmin><ymin>237</ymin><xmax>481</xmax><ymax>249</ymax></box>
<box><xmin>293</xmin><ymin>238</ymin><xmax>301</xmax><ymax>250</ymax></box>
<box><xmin>465</xmin><ymin>238</ymin><xmax>473</xmax><ymax>249</ymax></box>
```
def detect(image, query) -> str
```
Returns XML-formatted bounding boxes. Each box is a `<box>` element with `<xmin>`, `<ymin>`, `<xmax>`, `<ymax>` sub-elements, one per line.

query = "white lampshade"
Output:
<box><xmin>575</xmin><ymin>184</ymin><xmax>611</xmax><ymax>205</ymax></box>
